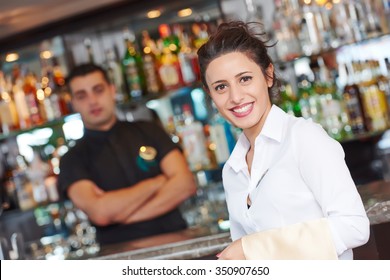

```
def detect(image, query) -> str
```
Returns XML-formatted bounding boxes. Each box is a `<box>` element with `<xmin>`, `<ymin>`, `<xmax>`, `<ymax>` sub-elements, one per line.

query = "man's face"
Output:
<box><xmin>69</xmin><ymin>71</ymin><xmax>117</xmax><ymax>131</ymax></box>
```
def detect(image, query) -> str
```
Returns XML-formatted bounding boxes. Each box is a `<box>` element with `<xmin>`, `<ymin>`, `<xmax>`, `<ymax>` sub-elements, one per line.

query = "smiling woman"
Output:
<box><xmin>197</xmin><ymin>21</ymin><xmax>370</xmax><ymax>260</ymax></box>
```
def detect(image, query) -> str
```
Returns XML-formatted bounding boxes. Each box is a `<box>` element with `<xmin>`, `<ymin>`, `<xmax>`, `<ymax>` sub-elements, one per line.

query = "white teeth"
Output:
<box><xmin>233</xmin><ymin>103</ymin><xmax>252</xmax><ymax>113</ymax></box>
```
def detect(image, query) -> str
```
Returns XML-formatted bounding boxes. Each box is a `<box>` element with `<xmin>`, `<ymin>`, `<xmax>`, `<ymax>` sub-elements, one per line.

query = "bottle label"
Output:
<box><xmin>159</xmin><ymin>64</ymin><xmax>180</xmax><ymax>88</ymax></box>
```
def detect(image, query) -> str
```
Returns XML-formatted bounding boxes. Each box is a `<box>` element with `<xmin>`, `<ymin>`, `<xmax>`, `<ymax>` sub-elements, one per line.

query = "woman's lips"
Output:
<box><xmin>230</xmin><ymin>102</ymin><xmax>254</xmax><ymax>117</ymax></box>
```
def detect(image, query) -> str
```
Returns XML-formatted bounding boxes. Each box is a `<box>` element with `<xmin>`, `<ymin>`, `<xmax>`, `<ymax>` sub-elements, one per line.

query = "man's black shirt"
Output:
<box><xmin>58</xmin><ymin>120</ymin><xmax>187</xmax><ymax>245</ymax></box>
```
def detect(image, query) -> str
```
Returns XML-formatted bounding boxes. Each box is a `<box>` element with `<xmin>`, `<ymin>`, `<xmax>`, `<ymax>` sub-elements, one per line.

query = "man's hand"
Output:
<box><xmin>217</xmin><ymin>238</ymin><xmax>246</xmax><ymax>260</ymax></box>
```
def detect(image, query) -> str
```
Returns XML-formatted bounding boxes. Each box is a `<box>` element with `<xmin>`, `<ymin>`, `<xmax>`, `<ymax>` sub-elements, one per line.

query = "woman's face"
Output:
<box><xmin>205</xmin><ymin>51</ymin><xmax>273</xmax><ymax>138</ymax></box>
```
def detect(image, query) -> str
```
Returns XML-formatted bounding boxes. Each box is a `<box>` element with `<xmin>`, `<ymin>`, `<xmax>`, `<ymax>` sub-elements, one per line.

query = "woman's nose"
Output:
<box><xmin>229</xmin><ymin>85</ymin><xmax>244</xmax><ymax>104</ymax></box>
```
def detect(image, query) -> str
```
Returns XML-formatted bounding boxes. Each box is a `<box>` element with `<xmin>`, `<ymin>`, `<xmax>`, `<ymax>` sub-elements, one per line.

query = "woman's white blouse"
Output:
<box><xmin>223</xmin><ymin>105</ymin><xmax>370</xmax><ymax>259</ymax></box>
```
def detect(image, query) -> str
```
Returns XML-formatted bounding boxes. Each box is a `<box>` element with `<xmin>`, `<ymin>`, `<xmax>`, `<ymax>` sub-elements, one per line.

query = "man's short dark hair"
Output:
<box><xmin>66</xmin><ymin>63</ymin><xmax>111</xmax><ymax>88</ymax></box>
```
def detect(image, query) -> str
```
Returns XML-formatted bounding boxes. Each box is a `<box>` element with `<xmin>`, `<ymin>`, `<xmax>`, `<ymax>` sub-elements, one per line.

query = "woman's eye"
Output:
<box><xmin>240</xmin><ymin>76</ymin><xmax>252</xmax><ymax>83</ymax></box>
<box><xmin>215</xmin><ymin>84</ymin><xmax>226</xmax><ymax>91</ymax></box>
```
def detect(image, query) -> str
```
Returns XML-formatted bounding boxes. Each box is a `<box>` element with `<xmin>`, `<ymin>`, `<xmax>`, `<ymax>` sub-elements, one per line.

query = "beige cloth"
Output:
<box><xmin>241</xmin><ymin>218</ymin><xmax>338</xmax><ymax>259</ymax></box>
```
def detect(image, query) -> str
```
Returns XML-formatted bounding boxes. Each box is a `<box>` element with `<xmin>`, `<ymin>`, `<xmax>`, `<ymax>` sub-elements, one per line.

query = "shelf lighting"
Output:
<box><xmin>5</xmin><ymin>53</ymin><xmax>19</xmax><ymax>62</ymax></box>
<box><xmin>315</xmin><ymin>0</ymin><xmax>328</xmax><ymax>5</ymax></box>
<box><xmin>178</xmin><ymin>8</ymin><xmax>192</xmax><ymax>18</ymax></box>
<box><xmin>40</xmin><ymin>50</ymin><xmax>53</xmax><ymax>59</ymax></box>
<box><xmin>147</xmin><ymin>10</ymin><xmax>161</xmax><ymax>19</ymax></box>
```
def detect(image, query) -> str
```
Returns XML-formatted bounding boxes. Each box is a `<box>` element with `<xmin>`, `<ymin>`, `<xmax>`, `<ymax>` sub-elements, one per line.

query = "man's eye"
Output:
<box><xmin>74</xmin><ymin>93</ymin><xmax>86</xmax><ymax>100</ymax></box>
<box><xmin>94</xmin><ymin>85</ymin><xmax>104</xmax><ymax>93</ymax></box>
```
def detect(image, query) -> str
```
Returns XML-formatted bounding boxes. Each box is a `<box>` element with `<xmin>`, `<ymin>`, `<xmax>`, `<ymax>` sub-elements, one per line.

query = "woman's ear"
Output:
<box><xmin>265</xmin><ymin>63</ymin><xmax>274</xmax><ymax>88</ymax></box>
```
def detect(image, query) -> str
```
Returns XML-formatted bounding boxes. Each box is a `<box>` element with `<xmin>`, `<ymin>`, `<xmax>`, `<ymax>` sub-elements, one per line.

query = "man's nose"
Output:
<box><xmin>88</xmin><ymin>93</ymin><xmax>99</xmax><ymax>104</ymax></box>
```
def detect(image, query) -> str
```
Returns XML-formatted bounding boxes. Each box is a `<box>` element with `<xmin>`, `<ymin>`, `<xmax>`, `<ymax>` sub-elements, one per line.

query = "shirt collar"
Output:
<box><xmin>84</xmin><ymin>120</ymin><xmax>119</xmax><ymax>139</ymax></box>
<box><xmin>226</xmin><ymin>105</ymin><xmax>287</xmax><ymax>172</ymax></box>
<box><xmin>259</xmin><ymin>104</ymin><xmax>286</xmax><ymax>144</ymax></box>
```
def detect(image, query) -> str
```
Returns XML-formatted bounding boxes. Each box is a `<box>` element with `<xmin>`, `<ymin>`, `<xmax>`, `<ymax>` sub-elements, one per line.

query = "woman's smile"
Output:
<box><xmin>230</xmin><ymin>102</ymin><xmax>254</xmax><ymax>117</ymax></box>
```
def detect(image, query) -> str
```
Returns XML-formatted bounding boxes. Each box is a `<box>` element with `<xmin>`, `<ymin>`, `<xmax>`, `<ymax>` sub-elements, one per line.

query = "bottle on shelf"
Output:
<box><xmin>156</xmin><ymin>24</ymin><xmax>183</xmax><ymax>91</ymax></box>
<box><xmin>122</xmin><ymin>30</ymin><xmax>147</xmax><ymax>100</ymax></box>
<box><xmin>0</xmin><ymin>73</ymin><xmax>20</xmax><ymax>134</ymax></box>
<box><xmin>26</xmin><ymin>150</ymin><xmax>50</xmax><ymax>205</ymax></box>
<box><xmin>173</xmin><ymin>24</ymin><xmax>198</xmax><ymax>85</ymax></box>
<box><xmin>84</xmin><ymin>38</ymin><xmax>95</xmax><ymax>64</ymax></box>
<box><xmin>341</xmin><ymin>63</ymin><xmax>367</xmax><ymax>135</ymax></box>
<box><xmin>314</xmin><ymin>57</ymin><xmax>349</xmax><ymax>140</ymax></box>
<box><xmin>272</xmin><ymin>0</ymin><xmax>302</xmax><ymax>60</ymax></box>
<box><xmin>208</xmin><ymin>104</ymin><xmax>236</xmax><ymax>167</ymax></box>
<box><xmin>371</xmin><ymin>59</ymin><xmax>390</xmax><ymax>122</ymax></box>
<box><xmin>175</xmin><ymin>104</ymin><xmax>210</xmax><ymax>171</ymax></box>
<box><xmin>296</xmin><ymin>75</ymin><xmax>321</xmax><ymax>123</ymax></box>
<box><xmin>23</xmin><ymin>72</ymin><xmax>44</xmax><ymax>126</ymax></box>
<box><xmin>105</xmin><ymin>48</ymin><xmax>127</xmax><ymax>103</ymax></box>
<box><xmin>11</xmin><ymin>77</ymin><xmax>31</xmax><ymax>130</ymax></box>
<box><xmin>0</xmin><ymin>145</ymin><xmax>19</xmax><ymax>211</ymax></box>
<box><xmin>13</xmin><ymin>153</ymin><xmax>36</xmax><ymax>211</ymax></box>
<box><xmin>278</xmin><ymin>78</ymin><xmax>301</xmax><ymax>117</ymax></box>
<box><xmin>141</xmin><ymin>30</ymin><xmax>162</xmax><ymax>96</ymax></box>
<box><xmin>354</xmin><ymin>60</ymin><xmax>389</xmax><ymax>132</ymax></box>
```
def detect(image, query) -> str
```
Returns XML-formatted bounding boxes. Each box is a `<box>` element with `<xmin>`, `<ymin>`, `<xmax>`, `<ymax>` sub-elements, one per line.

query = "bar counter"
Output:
<box><xmin>92</xmin><ymin>227</ymin><xmax>230</xmax><ymax>260</ymax></box>
<box><xmin>85</xmin><ymin>180</ymin><xmax>390</xmax><ymax>260</ymax></box>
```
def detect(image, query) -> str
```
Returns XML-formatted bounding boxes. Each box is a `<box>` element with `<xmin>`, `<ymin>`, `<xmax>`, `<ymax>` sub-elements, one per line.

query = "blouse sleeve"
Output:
<box><xmin>292</xmin><ymin>120</ymin><xmax>370</xmax><ymax>257</ymax></box>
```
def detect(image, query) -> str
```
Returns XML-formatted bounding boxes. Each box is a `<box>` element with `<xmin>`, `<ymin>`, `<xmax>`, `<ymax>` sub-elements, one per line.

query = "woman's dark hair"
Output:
<box><xmin>66</xmin><ymin>63</ymin><xmax>111</xmax><ymax>91</ymax></box>
<box><xmin>197</xmin><ymin>21</ymin><xmax>279</xmax><ymax>98</ymax></box>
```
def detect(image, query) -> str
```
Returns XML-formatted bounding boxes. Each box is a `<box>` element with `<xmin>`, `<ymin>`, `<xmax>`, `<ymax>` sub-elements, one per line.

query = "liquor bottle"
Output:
<box><xmin>12</xmin><ymin>77</ymin><xmax>30</xmax><ymax>129</ymax></box>
<box><xmin>371</xmin><ymin>59</ymin><xmax>390</xmax><ymax>122</ymax></box>
<box><xmin>84</xmin><ymin>38</ymin><xmax>95</xmax><ymax>64</ymax></box>
<box><xmin>360</xmin><ymin>0</ymin><xmax>383</xmax><ymax>37</ymax></box>
<box><xmin>342</xmin><ymin>63</ymin><xmax>367</xmax><ymax>134</ymax></box>
<box><xmin>52</xmin><ymin>57</ymin><xmax>66</xmax><ymax>89</ymax></box>
<box><xmin>175</xmin><ymin>104</ymin><xmax>209</xmax><ymax>171</ymax></box>
<box><xmin>203</xmin><ymin>124</ymin><xmax>218</xmax><ymax>170</ymax></box>
<box><xmin>122</xmin><ymin>32</ymin><xmax>147</xmax><ymax>100</ymax></box>
<box><xmin>272</xmin><ymin>0</ymin><xmax>302</xmax><ymax>60</ymax></box>
<box><xmin>141</xmin><ymin>30</ymin><xmax>162</xmax><ymax>96</ymax></box>
<box><xmin>297</xmin><ymin>75</ymin><xmax>320</xmax><ymax>123</ymax></box>
<box><xmin>23</xmin><ymin>72</ymin><xmax>44</xmax><ymax>126</ymax></box>
<box><xmin>157</xmin><ymin>24</ymin><xmax>183</xmax><ymax>91</ymax></box>
<box><xmin>0</xmin><ymin>74</ymin><xmax>19</xmax><ymax>134</ymax></box>
<box><xmin>35</xmin><ymin>84</ymin><xmax>53</xmax><ymax>122</ymax></box>
<box><xmin>4</xmin><ymin>150</ymin><xmax>36</xmax><ymax>211</ymax></box>
<box><xmin>278</xmin><ymin>79</ymin><xmax>301</xmax><ymax>117</ymax></box>
<box><xmin>106</xmin><ymin>49</ymin><xmax>127</xmax><ymax>103</ymax></box>
<box><xmin>313</xmin><ymin>58</ymin><xmax>345</xmax><ymax>140</ymax></box>
<box><xmin>355</xmin><ymin>60</ymin><xmax>388</xmax><ymax>132</ymax></box>
<box><xmin>0</xmin><ymin>147</ymin><xmax>19</xmax><ymax>211</ymax></box>
<box><xmin>345</xmin><ymin>0</ymin><xmax>366</xmax><ymax>42</ymax></box>
<box><xmin>173</xmin><ymin>24</ymin><xmax>198</xmax><ymax>85</ymax></box>
<box><xmin>165</xmin><ymin>116</ymin><xmax>181</xmax><ymax>145</ymax></box>
<box><xmin>300</xmin><ymin>2</ymin><xmax>322</xmax><ymax>55</ymax></box>
<box><xmin>191</xmin><ymin>22</ymin><xmax>210</xmax><ymax>50</ymax></box>
<box><xmin>209</xmin><ymin>103</ymin><xmax>236</xmax><ymax>166</ymax></box>
<box><xmin>329</xmin><ymin>0</ymin><xmax>355</xmax><ymax>44</ymax></box>
<box><xmin>26</xmin><ymin>151</ymin><xmax>49</xmax><ymax>205</ymax></box>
